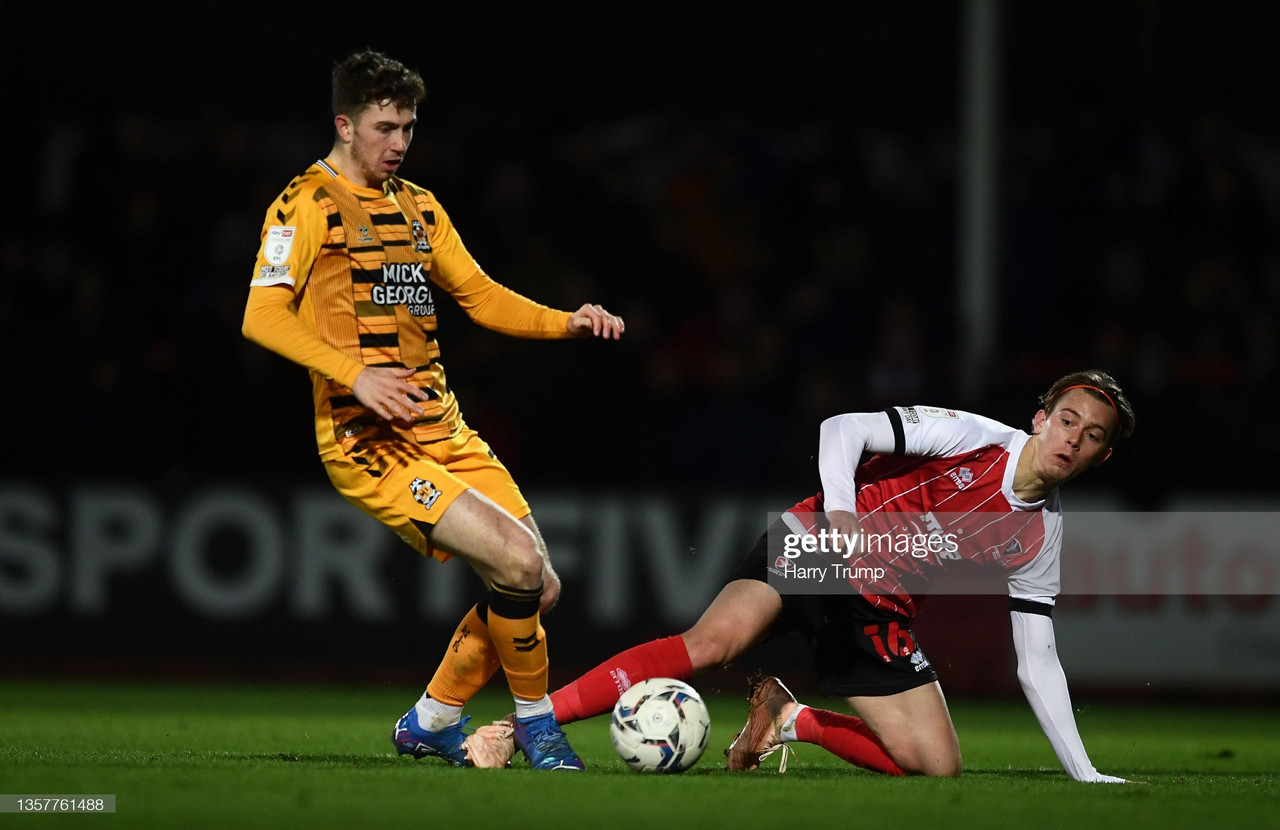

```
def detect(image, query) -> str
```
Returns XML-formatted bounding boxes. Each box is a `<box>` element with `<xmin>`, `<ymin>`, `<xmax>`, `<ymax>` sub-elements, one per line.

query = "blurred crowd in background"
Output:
<box><xmin>8</xmin><ymin>6</ymin><xmax>1277</xmax><ymax>508</ymax></box>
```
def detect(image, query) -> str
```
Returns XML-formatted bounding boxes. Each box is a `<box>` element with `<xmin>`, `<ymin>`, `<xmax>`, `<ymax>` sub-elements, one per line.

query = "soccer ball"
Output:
<box><xmin>610</xmin><ymin>677</ymin><xmax>711</xmax><ymax>773</ymax></box>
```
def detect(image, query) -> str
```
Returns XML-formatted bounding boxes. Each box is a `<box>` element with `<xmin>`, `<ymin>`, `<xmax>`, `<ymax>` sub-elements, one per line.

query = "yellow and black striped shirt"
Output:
<box><xmin>247</xmin><ymin>159</ymin><xmax>572</xmax><ymax>459</ymax></box>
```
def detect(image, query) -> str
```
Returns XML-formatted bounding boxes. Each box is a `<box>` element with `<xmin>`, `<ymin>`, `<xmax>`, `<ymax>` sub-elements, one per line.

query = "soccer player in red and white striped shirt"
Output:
<box><xmin>545</xmin><ymin>370</ymin><xmax>1135</xmax><ymax>782</ymax></box>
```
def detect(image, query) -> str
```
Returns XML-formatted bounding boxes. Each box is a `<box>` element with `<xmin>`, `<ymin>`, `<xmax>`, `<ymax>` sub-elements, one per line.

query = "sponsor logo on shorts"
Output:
<box><xmin>409</xmin><ymin>478</ymin><xmax>441</xmax><ymax>509</ymax></box>
<box><xmin>911</xmin><ymin>649</ymin><xmax>931</xmax><ymax>672</ymax></box>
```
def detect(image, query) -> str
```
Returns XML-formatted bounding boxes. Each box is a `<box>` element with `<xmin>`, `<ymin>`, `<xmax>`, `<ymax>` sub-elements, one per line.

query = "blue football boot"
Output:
<box><xmin>513</xmin><ymin>712</ymin><xmax>584</xmax><ymax>771</ymax></box>
<box><xmin>392</xmin><ymin>708</ymin><xmax>470</xmax><ymax>766</ymax></box>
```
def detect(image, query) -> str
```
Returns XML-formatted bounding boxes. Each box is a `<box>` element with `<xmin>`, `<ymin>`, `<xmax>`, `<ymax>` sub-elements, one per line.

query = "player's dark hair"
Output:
<box><xmin>331</xmin><ymin>49</ymin><xmax>426</xmax><ymax>119</ymax></box>
<box><xmin>1040</xmin><ymin>369</ymin><xmax>1135</xmax><ymax>443</ymax></box>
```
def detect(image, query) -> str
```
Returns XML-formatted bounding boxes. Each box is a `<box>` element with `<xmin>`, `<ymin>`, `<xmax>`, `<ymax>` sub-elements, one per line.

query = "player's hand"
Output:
<box><xmin>567</xmin><ymin>303</ymin><xmax>624</xmax><ymax>340</ymax></box>
<box><xmin>826</xmin><ymin>509</ymin><xmax>864</xmax><ymax>543</ymax></box>
<box><xmin>352</xmin><ymin>366</ymin><xmax>431</xmax><ymax>422</ymax></box>
<box><xmin>825</xmin><ymin>510</ymin><xmax>865</xmax><ymax>557</ymax></box>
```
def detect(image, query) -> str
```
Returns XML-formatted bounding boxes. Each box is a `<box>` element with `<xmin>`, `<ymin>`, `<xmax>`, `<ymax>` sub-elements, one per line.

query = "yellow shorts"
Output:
<box><xmin>324</xmin><ymin>427</ymin><xmax>529</xmax><ymax>562</ymax></box>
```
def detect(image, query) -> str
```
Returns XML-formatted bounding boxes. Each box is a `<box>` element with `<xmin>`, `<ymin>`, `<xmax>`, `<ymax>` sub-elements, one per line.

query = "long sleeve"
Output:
<box><xmin>241</xmin><ymin>284</ymin><xmax>366</xmax><ymax>389</ymax></box>
<box><xmin>817</xmin><ymin>412</ymin><xmax>898</xmax><ymax>514</ymax></box>
<box><xmin>1010</xmin><ymin>608</ymin><xmax>1126</xmax><ymax>783</ymax></box>
<box><xmin>445</xmin><ymin>270</ymin><xmax>573</xmax><ymax>339</ymax></box>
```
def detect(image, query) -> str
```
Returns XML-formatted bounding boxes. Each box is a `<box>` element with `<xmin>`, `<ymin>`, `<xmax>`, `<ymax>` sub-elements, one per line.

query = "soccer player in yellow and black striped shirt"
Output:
<box><xmin>242</xmin><ymin>49</ymin><xmax>624</xmax><ymax>771</ymax></box>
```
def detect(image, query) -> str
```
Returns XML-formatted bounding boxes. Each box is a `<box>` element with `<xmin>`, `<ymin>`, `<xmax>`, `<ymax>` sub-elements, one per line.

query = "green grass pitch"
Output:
<box><xmin>1</xmin><ymin>679</ymin><xmax>1276</xmax><ymax>829</ymax></box>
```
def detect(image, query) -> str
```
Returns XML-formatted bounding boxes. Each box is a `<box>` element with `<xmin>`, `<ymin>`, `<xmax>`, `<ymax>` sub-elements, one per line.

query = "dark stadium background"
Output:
<box><xmin>3</xmin><ymin>4</ymin><xmax>1278</xmax><ymax>697</ymax></box>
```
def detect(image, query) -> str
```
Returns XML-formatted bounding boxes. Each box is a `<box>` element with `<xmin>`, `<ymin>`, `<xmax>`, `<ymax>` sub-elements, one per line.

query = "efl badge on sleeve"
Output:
<box><xmin>265</xmin><ymin>226</ymin><xmax>296</xmax><ymax>265</ymax></box>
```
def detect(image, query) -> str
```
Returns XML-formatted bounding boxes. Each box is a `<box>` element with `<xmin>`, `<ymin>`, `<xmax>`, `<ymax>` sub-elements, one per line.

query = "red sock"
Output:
<box><xmin>551</xmin><ymin>636</ymin><xmax>693</xmax><ymax>724</ymax></box>
<box><xmin>794</xmin><ymin>707</ymin><xmax>906</xmax><ymax>775</ymax></box>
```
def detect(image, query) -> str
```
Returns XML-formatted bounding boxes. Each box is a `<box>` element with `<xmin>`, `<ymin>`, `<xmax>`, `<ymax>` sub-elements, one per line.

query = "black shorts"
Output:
<box><xmin>728</xmin><ymin>522</ymin><xmax>940</xmax><ymax>698</ymax></box>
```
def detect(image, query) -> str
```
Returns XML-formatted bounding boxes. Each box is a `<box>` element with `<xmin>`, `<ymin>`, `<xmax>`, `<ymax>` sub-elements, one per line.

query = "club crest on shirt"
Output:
<box><xmin>411</xmin><ymin>219</ymin><xmax>432</xmax><ymax>253</ymax></box>
<box><xmin>989</xmin><ymin>537</ymin><xmax>1023</xmax><ymax>566</ymax></box>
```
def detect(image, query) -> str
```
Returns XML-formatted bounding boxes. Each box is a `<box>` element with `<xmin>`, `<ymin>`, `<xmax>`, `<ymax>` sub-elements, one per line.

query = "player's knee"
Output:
<box><xmin>680</xmin><ymin>631</ymin><xmax>735</xmax><ymax>670</ymax></box>
<box><xmin>497</xmin><ymin>551</ymin><xmax>542</xmax><ymax>591</ymax></box>
<box><xmin>907</xmin><ymin>751</ymin><xmax>963</xmax><ymax>778</ymax></box>
<box><xmin>938</xmin><ymin>761</ymin><xmax>963</xmax><ymax>778</ymax></box>
<box><xmin>539</xmin><ymin>569</ymin><xmax>561</xmax><ymax>613</ymax></box>
<box><xmin>926</xmin><ymin>756</ymin><xmax>963</xmax><ymax>778</ymax></box>
<box><xmin>491</xmin><ymin>527</ymin><xmax>544</xmax><ymax>590</ymax></box>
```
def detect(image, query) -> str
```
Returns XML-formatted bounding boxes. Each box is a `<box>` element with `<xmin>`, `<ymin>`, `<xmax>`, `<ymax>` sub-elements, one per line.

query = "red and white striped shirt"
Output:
<box><xmin>784</xmin><ymin>405</ymin><xmax>1062</xmax><ymax>616</ymax></box>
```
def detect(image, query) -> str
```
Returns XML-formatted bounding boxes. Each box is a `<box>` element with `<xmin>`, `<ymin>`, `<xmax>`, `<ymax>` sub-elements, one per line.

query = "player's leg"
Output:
<box><xmin>729</xmin><ymin>597</ymin><xmax>959</xmax><ymax>776</ymax></box>
<box><xmin>428</xmin><ymin>429</ymin><xmax>584</xmax><ymax>769</ymax></box>
<box><xmin>550</xmin><ymin>579</ymin><xmax>782</xmax><ymax>724</ymax></box>
<box><xmin>421</xmin><ymin>514</ymin><xmax>560</xmax><ymax>767</ymax></box>
<box><xmin>328</xmin><ymin>439</ymin><xmax>572</xmax><ymax>768</ymax></box>
<box><xmin>422</xmin><ymin>599</ymin><xmax>502</xmax><ymax>712</ymax></box>
<box><xmin>418</xmin><ymin>428</ymin><xmax>556</xmax><ymax>712</ymax></box>
<box><xmin>550</xmin><ymin>522</ymin><xmax>789</xmax><ymax>725</ymax></box>
<box><xmin>419</xmin><ymin>436</ymin><xmax>554</xmax><ymax>712</ymax></box>
<box><xmin>732</xmin><ymin>676</ymin><xmax>942</xmax><ymax>773</ymax></box>
<box><xmin>428</xmin><ymin>489</ymin><xmax>582</xmax><ymax>770</ymax></box>
<box><xmin>681</xmin><ymin>520</ymin><xmax>788</xmax><ymax>669</ymax></box>
<box><xmin>421</xmin><ymin>492</ymin><xmax>557</xmax><ymax>709</ymax></box>
<box><xmin>428</xmin><ymin>490</ymin><xmax>548</xmax><ymax>716</ymax></box>
<box><xmin>839</xmin><ymin>683</ymin><xmax>962</xmax><ymax>776</ymax></box>
<box><xmin>432</xmin><ymin>433</ymin><xmax>565</xmax><ymax>706</ymax></box>
<box><xmin>682</xmin><ymin>579</ymin><xmax>783</xmax><ymax>667</ymax></box>
<box><xmin>399</xmin><ymin>490</ymin><xmax>547</xmax><ymax>719</ymax></box>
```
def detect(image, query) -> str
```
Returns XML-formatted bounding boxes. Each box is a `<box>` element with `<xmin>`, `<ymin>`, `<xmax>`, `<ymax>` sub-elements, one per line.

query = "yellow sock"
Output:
<box><xmin>426</xmin><ymin>603</ymin><xmax>501</xmax><ymax>707</ymax></box>
<box><xmin>486</xmin><ymin>582</ymin><xmax>548</xmax><ymax>701</ymax></box>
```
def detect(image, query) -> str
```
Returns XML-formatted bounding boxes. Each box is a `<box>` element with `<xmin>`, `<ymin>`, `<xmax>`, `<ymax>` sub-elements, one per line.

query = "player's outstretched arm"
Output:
<box><xmin>565</xmin><ymin>303</ymin><xmax>625</xmax><ymax>340</ymax></box>
<box><xmin>1010</xmin><ymin>607</ymin><xmax>1127</xmax><ymax>783</ymax></box>
<box><xmin>441</xmin><ymin>269</ymin><xmax>624</xmax><ymax>341</ymax></box>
